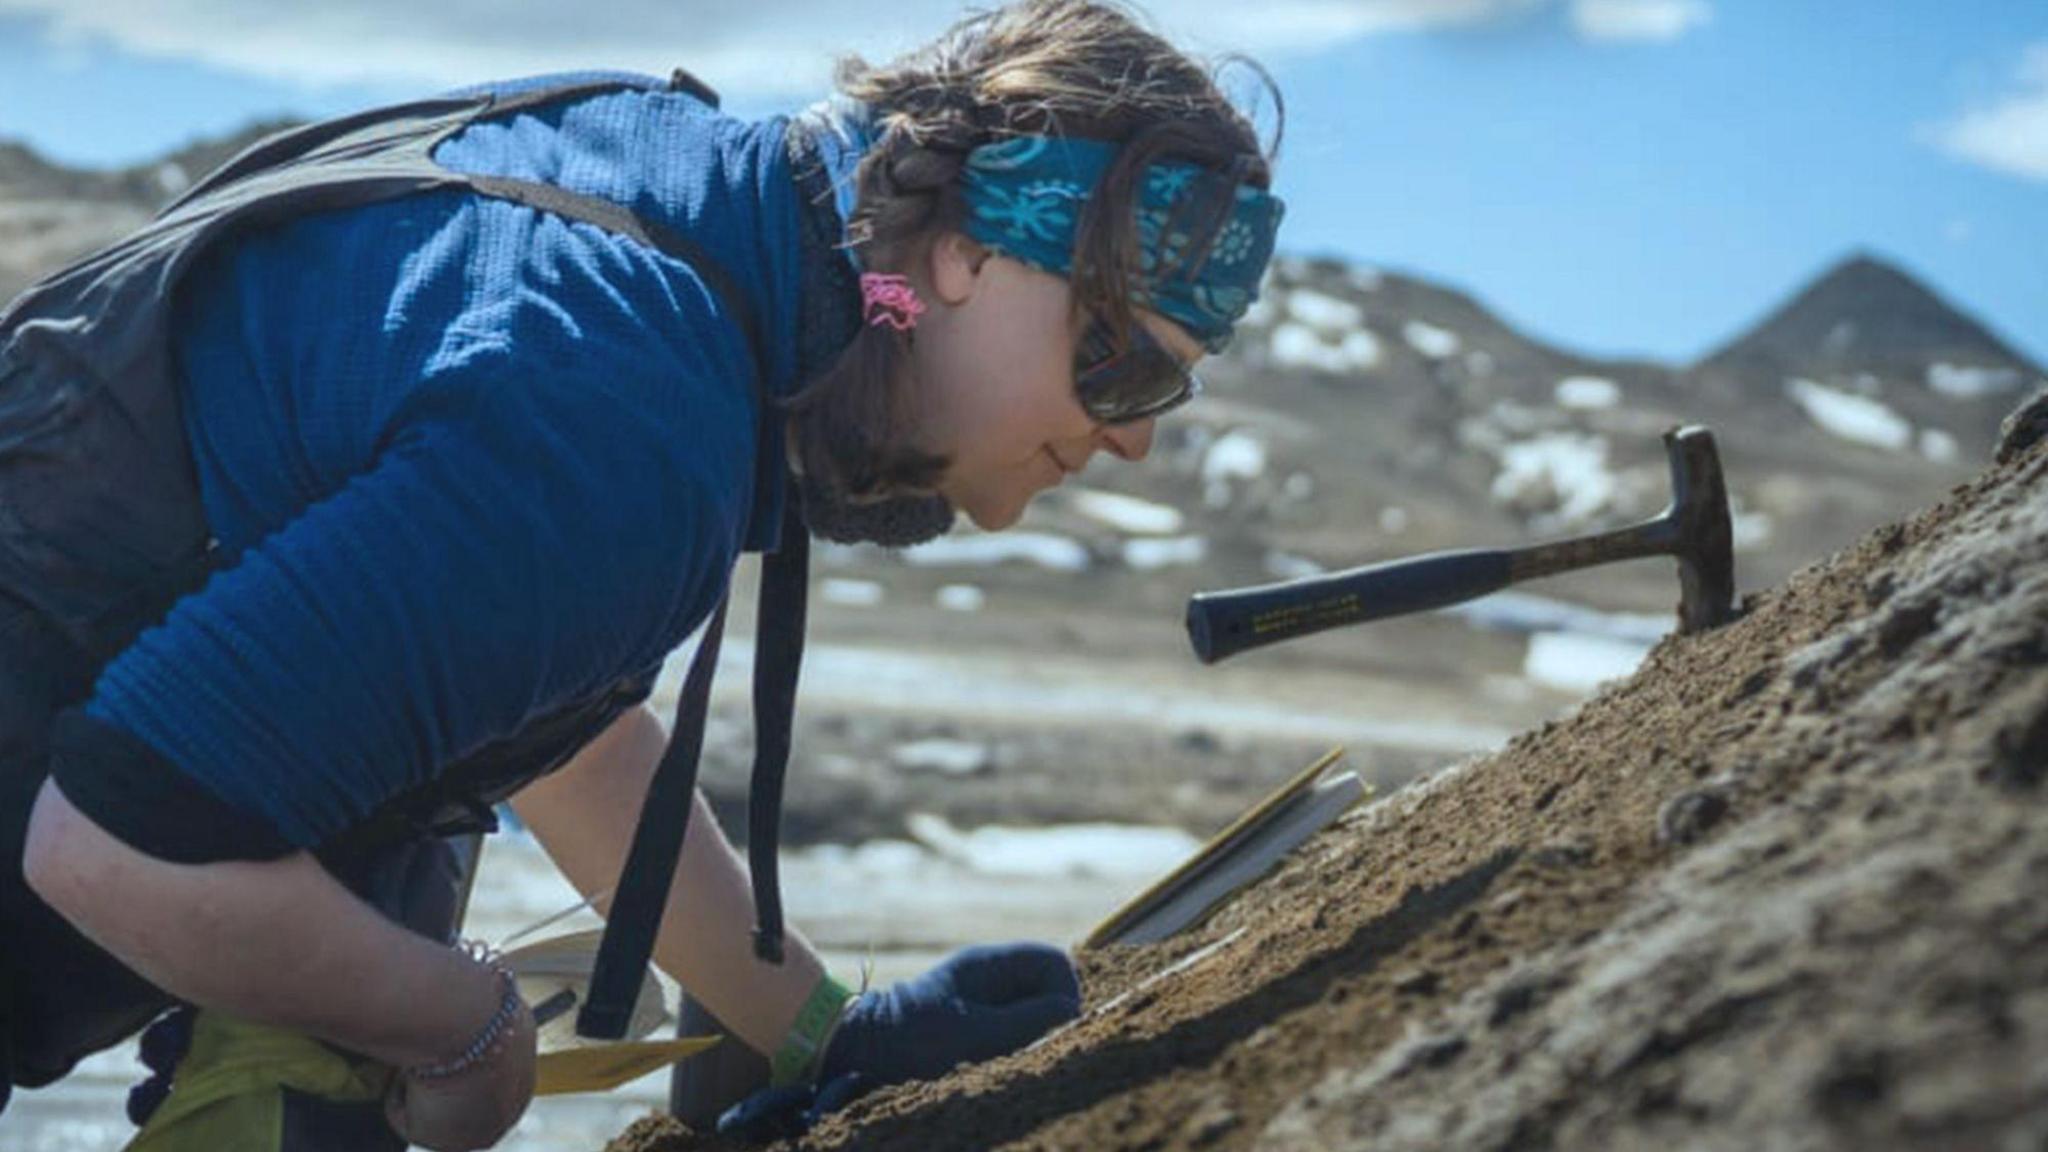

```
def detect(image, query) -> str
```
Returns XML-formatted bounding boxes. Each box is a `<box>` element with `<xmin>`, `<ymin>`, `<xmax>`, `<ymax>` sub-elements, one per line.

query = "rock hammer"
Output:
<box><xmin>1186</xmin><ymin>424</ymin><xmax>1736</xmax><ymax>664</ymax></box>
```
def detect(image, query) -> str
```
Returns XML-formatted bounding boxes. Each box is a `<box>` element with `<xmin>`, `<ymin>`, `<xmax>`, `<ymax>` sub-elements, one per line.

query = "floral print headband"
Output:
<box><xmin>958</xmin><ymin>134</ymin><xmax>1285</xmax><ymax>353</ymax></box>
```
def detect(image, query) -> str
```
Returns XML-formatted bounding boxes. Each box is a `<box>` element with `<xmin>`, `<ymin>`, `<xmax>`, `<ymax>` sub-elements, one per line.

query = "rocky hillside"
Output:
<box><xmin>615</xmin><ymin>380</ymin><xmax>2048</xmax><ymax>1152</ymax></box>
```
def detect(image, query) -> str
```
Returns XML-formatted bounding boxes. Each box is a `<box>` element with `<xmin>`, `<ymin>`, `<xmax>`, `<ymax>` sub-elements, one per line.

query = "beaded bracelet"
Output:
<box><xmin>408</xmin><ymin>944</ymin><xmax>525</xmax><ymax>1083</ymax></box>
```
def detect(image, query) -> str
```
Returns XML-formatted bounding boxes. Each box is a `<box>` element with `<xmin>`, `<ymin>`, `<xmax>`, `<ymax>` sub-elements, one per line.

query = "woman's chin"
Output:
<box><xmin>955</xmin><ymin>487</ymin><xmax>1032</xmax><ymax>532</ymax></box>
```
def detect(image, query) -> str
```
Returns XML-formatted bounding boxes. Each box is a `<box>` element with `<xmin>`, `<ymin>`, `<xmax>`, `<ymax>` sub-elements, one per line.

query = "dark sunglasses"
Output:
<box><xmin>1073</xmin><ymin>315</ymin><xmax>1203</xmax><ymax>425</ymax></box>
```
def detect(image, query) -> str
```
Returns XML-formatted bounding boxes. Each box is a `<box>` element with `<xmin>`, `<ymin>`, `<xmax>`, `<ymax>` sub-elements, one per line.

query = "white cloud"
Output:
<box><xmin>0</xmin><ymin>0</ymin><xmax>1551</xmax><ymax>101</ymax></box>
<box><xmin>1928</xmin><ymin>44</ymin><xmax>2048</xmax><ymax>184</ymax></box>
<box><xmin>1569</xmin><ymin>0</ymin><xmax>1712</xmax><ymax>43</ymax></box>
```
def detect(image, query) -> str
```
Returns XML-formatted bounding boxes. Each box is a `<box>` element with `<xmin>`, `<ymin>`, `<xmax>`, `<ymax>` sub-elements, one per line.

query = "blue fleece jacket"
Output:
<box><xmin>81</xmin><ymin>73</ymin><xmax>805</xmax><ymax>848</ymax></box>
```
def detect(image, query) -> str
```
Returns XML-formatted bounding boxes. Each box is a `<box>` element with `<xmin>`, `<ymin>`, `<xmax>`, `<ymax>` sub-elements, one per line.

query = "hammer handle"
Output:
<box><xmin>1187</xmin><ymin>548</ymin><xmax>1513</xmax><ymax>664</ymax></box>
<box><xmin>1186</xmin><ymin>516</ymin><xmax>1680</xmax><ymax>664</ymax></box>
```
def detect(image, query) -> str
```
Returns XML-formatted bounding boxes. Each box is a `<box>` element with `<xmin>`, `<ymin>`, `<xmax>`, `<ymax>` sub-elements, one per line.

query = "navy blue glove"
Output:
<box><xmin>716</xmin><ymin>1071</ymin><xmax>867</xmax><ymax>1143</ymax></box>
<box><xmin>716</xmin><ymin>943</ymin><xmax>1081</xmax><ymax>1143</ymax></box>
<box><xmin>818</xmin><ymin>942</ymin><xmax>1083</xmax><ymax>1087</ymax></box>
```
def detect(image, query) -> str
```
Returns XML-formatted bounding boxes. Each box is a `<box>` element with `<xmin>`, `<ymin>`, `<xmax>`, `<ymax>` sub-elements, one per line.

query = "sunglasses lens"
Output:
<box><xmin>1075</xmin><ymin>321</ymin><xmax>1199</xmax><ymax>424</ymax></box>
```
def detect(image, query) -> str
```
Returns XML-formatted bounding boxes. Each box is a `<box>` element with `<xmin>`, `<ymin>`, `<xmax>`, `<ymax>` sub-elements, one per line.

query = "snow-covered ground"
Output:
<box><xmin>1444</xmin><ymin>590</ymin><xmax>1671</xmax><ymax>694</ymax></box>
<box><xmin>820</xmin><ymin>578</ymin><xmax>885</xmax><ymax>607</ymax></box>
<box><xmin>1488</xmin><ymin>432</ymin><xmax>1619</xmax><ymax>529</ymax></box>
<box><xmin>933</xmin><ymin>584</ymin><xmax>986</xmax><ymax>612</ymax></box>
<box><xmin>1284</xmin><ymin>288</ymin><xmax>1364</xmax><ymax>331</ymax></box>
<box><xmin>1269</xmin><ymin>323</ymin><xmax>1382</xmax><ymax>373</ymax></box>
<box><xmin>1402</xmin><ymin>319</ymin><xmax>1462</xmax><ymax>359</ymax></box>
<box><xmin>671</xmin><ymin>636</ymin><xmax>1514</xmax><ymax>755</ymax></box>
<box><xmin>902</xmin><ymin>532</ymin><xmax>1090</xmax><ymax>573</ymax></box>
<box><xmin>1926</xmin><ymin>362</ymin><xmax>2024</xmax><ymax>398</ymax></box>
<box><xmin>1787</xmin><ymin>377</ymin><xmax>1912</xmax><ymax>451</ymax></box>
<box><xmin>1554</xmin><ymin>375</ymin><xmax>1622</xmax><ymax>410</ymax></box>
<box><xmin>1070</xmin><ymin>489</ymin><xmax>1185</xmax><ymax>535</ymax></box>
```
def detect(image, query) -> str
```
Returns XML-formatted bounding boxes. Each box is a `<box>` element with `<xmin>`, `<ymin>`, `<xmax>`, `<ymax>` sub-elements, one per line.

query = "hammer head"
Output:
<box><xmin>1662</xmin><ymin>425</ymin><xmax>1736</xmax><ymax>632</ymax></box>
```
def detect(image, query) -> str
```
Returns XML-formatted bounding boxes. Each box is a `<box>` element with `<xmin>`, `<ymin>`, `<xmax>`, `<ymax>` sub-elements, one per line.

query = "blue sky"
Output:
<box><xmin>0</xmin><ymin>0</ymin><xmax>2042</xmax><ymax>365</ymax></box>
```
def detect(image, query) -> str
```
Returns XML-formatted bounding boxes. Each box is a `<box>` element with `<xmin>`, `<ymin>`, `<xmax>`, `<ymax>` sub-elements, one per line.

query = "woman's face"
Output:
<box><xmin>904</xmin><ymin>234</ymin><xmax>1206</xmax><ymax>530</ymax></box>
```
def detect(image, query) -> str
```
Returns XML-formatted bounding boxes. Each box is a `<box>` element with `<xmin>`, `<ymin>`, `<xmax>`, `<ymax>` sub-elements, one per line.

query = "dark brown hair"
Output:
<box><xmin>786</xmin><ymin>0</ymin><xmax>1282</xmax><ymax>499</ymax></box>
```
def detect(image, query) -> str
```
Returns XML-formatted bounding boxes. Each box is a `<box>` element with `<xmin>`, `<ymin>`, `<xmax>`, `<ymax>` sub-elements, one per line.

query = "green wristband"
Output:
<box><xmin>770</xmin><ymin>973</ymin><xmax>857</xmax><ymax>1087</ymax></box>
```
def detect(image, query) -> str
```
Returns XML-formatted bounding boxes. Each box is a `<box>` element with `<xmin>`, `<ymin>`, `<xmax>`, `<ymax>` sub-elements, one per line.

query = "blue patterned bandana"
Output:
<box><xmin>959</xmin><ymin>135</ymin><xmax>1284</xmax><ymax>353</ymax></box>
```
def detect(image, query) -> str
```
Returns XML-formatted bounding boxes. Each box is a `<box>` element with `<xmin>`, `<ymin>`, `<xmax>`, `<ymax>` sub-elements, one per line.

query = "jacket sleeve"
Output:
<box><xmin>62</xmin><ymin>305</ymin><xmax>759</xmax><ymax>859</ymax></box>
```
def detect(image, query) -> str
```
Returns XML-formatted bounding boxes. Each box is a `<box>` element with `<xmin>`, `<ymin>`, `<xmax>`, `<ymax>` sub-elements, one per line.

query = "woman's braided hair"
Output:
<box><xmin>787</xmin><ymin>0</ymin><xmax>1282</xmax><ymax>500</ymax></box>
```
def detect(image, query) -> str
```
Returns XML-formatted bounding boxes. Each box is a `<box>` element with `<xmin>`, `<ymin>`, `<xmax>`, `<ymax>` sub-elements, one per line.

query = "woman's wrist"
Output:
<box><xmin>769</xmin><ymin>972</ymin><xmax>857</xmax><ymax>1087</ymax></box>
<box><xmin>407</xmin><ymin>944</ymin><xmax>526</xmax><ymax>1081</ymax></box>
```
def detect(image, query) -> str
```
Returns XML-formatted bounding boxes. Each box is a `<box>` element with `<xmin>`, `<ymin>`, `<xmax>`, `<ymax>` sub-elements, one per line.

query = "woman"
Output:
<box><xmin>0</xmin><ymin>1</ymin><xmax>1283</xmax><ymax>1148</ymax></box>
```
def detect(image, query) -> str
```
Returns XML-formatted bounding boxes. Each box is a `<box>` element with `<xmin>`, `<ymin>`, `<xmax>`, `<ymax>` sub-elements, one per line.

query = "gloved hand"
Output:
<box><xmin>716</xmin><ymin>943</ymin><xmax>1081</xmax><ymax>1143</ymax></box>
<box><xmin>715</xmin><ymin>1070</ymin><xmax>868</xmax><ymax>1144</ymax></box>
<box><xmin>818</xmin><ymin>942</ymin><xmax>1082</xmax><ymax>1088</ymax></box>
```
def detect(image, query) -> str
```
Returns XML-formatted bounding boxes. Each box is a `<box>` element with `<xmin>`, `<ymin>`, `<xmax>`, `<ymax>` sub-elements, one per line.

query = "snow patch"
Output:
<box><xmin>1270</xmin><ymin>323</ymin><xmax>1381</xmax><ymax>373</ymax></box>
<box><xmin>1490</xmin><ymin>433</ymin><xmax>1618</xmax><ymax>528</ymax></box>
<box><xmin>1071</xmin><ymin>489</ymin><xmax>1185</xmax><ymax>535</ymax></box>
<box><xmin>903</xmin><ymin>533</ymin><xmax>1091</xmax><ymax>573</ymax></box>
<box><xmin>1203</xmin><ymin>431</ymin><xmax>1269</xmax><ymax>508</ymax></box>
<box><xmin>1787</xmin><ymin>378</ymin><xmax>1912</xmax><ymax>451</ymax></box>
<box><xmin>1350</xmin><ymin>265</ymin><xmax>1385</xmax><ymax>291</ymax></box>
<box><xmin>891</xmin><ymin>739</ymin><xmax>993</xmax><ymax>776</ymax></box>
<box><xmin>1123</xmin><ymin>535</ymin><xmax>1209</xmax><ymax>571</ymax></box>
<box><xmin>1731</xmin><ymin>494</ymin><xmax>1774</xmax><ymax>551</ymax></box>
<box><xmin>1525</xmin><ymin>631</ymin><xmax>1656</xmax><ymax>694</ymax></box>
<box><xmin>1927</xmin><ymin>362</ymin><xmax>2022</xmax><ymax>398</ymax></box>
<box><xmin>1918</xmin><ymin>429</ymin><xmax>1961</xmax><ymax>463</ymax></box>
<box><xmin>1339</xmin><ymin>330</ymin><xmax>1384</xmax><ymax>370</ymax></box>
<box><xmin>1264</xmin><ymin>551</ymin><xmax>1325</xmax><ymax>580</ymax></box>
<box><xmin>905</xmin><ymin>814</ymin><xmax>1201</xmax><ymax>880</ymax></box>
<box><xmin>820</xmin><ymin>578</ymin><xmax>884</xmax><ymax>607</ymax></box>
<box><xmin>1286</xmin><ymin>288</ymin><xmax>1365</xmax><ymax>332</ymax></box>
<box><xmin>1403</xmin><ymin>320</ymin><xmax>1462</xmax><ymax>359</ymax></box>
<box><xmin>1203</xmin><ymin>432</ymin><xmax>1269</xmax><ymax>484</ymax></box>
<box><xmin>935</xmin><ymin>584</ymin><xmax>986</xmax><ymax>612</ymax></box>
<box><xmin>1446</xmin><ymin>591</ymin><xmax>1671</xmax><ymax>644</ymax></box>
<box><xmin>1270</xmin><ymin>323</ymin><xmax>1349</xmax><ymax>373</ymax></box>
<box><xmin>1554</xmin><ymin>375</ymin><xmax>1621</xmax><ymax>410</ymax></box>
<box><xmin>1448</xmin><ymin>592</ymin><xmax>1664</xmax><ymax>695</ymax></box>
<box><xmin>154</xmin><ymin>161</ymin><xmax>190</xmax><ymax>196</ymax></box>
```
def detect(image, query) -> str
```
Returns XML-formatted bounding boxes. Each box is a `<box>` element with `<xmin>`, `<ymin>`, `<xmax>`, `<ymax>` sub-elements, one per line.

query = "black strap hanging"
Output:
<box><xmin>746</xmin><ymin>494</ymin><xmax>811</xmax><ymax>964</ymax></box>
<box><xmin>577</xmin><ymin>500</ymin><xmax>812</xmax><ymax>1036</ymax></box>
<box><xmin>577</xmin><ymin>597</ymin><xmax>733</xmax><ymax>1040</ymax></box>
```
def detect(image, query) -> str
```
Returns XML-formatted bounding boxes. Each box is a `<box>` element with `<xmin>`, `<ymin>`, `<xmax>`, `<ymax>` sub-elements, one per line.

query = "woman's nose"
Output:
<box><xmin>1099</xmin><ymin>418</ymin><xmax>1155</xmax><ymax>462</ymax></box>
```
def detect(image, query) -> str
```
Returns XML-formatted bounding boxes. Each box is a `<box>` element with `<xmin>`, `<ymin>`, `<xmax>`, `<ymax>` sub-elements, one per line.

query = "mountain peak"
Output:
<box><xmin>1696</xmin><ymin>252</ymin><xmax>2040</xmax><ymax>383</ymax></box>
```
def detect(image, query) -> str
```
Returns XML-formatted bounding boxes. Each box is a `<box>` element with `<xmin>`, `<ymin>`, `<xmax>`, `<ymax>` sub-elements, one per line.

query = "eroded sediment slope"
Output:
<box><xmin>613</xmin><ymin>391</ymin><xmax>2048</xmax><ymax>1152</ymax></box>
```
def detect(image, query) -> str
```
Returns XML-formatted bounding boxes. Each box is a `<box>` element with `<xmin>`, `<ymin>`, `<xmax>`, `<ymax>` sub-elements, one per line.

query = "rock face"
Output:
<box><xmin>615</xmin><ymin>402</ymin><xmax>2048</xmax><ymax>1151</ymax></box>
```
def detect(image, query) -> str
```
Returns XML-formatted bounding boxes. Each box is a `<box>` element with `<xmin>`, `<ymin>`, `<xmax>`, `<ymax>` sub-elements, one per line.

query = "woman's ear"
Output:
<box><xmin>926</xmin><ymin>231</ymin><xmax>993</xmax><ymax>307</ymax></box>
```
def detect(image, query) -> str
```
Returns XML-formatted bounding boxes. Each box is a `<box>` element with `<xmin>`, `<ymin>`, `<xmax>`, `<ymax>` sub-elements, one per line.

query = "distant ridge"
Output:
<box><xmin>1694</xmin><ymin>253</ymin><xmax>2042</xmax><ymax>385</ymax></box>
<box><xmin>0</xmin><ymin>121</ymin><xmax>298</xmax><ymax>204</ymax></box>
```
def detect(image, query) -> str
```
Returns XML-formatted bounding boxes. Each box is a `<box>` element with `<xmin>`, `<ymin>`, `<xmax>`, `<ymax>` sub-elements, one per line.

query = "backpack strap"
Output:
<box><xmin>579</xmin><ymin>594</ymin><xmax>733</xmax><ymax>1039</ymax></box>
<box><xmin>461</xmin><ymin>175</ymin><xmax>765</xmax><ymax>360</ymax></box>
<box><xmin>745</xmin><ymin>494</ymin><xmax>811</xmax><ymax>964</ymax></box>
